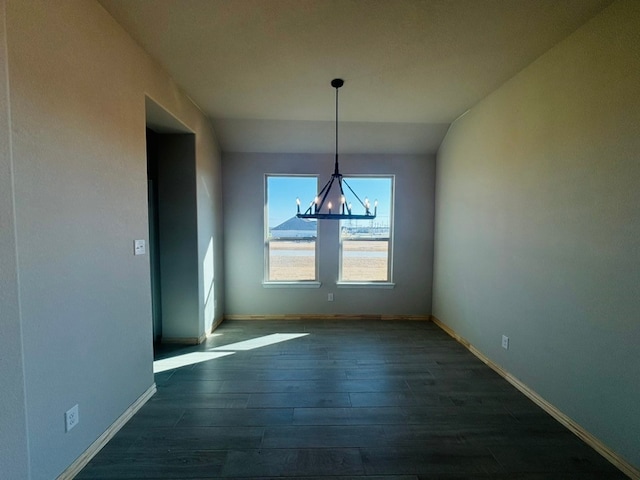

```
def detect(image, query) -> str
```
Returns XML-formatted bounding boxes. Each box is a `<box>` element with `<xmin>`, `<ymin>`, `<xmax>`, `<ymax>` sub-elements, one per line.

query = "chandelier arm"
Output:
<box><xmin>337</xmin><ymin>176</ymin><xmax>347</xmax><ymax>214</ymax></box>
<box><xmin>343</xmin><ymin>178</ymin><xmax>367</xmax><ymax>208</ymax></box>
<box><xmin>316</xmin><ymin>174</ymin><xmax>337</xmax><ymax>211</ymax></box>
<box><xmin>304</xmin><ymin>176</ymin><xmax>333</xmax><ymax>214</ymax></box>
<box><xmin>316</xmin><ymin>176</ymin><xmax>333</xmax><ymax>197</ymax></box>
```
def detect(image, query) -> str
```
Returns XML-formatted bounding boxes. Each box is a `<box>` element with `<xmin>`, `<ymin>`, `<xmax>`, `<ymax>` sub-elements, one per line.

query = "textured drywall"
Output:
<box><xmin>223</xmin><ymin>152</ymin><xmax>434</xmax><ymax>317</ymax></box>
<box><xmin>433</xmin><ymin>0</ymin><xmax>639</xmax><ymax>469</ymax></box>
<box><xmin>0</xmin><ymin>1</ymin><xmax>30</xmax><ymax>477</ymax></box>
<box><xmin>4</xmin><ymin>0</ymin><xmax>223</xmax><ymax>477</ymax></box>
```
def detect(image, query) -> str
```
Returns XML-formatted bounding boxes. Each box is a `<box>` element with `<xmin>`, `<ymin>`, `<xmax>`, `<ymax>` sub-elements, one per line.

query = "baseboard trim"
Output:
<box><xmin>161</xmin><ymin>333</ymin><xmax>206</xmax><ymax>345</ymax></box>
<box><xmin>57</xmin><ymin>383</ymin><xmax>157</xmax><ymax>480</ymax></box>
<box><xmin>210</xmin><ymin>315</ymin><xmax>224</xmax><ymax>333</ymax></box>
<box><xmin>224</xmin><ymin>314</ymin><xmax>431</xmax><ymax>321</ymax></box>
<box><xmin>430</xmin><ymin>315</ymin><xmax>639</xmax><ymax>480</ymax></box>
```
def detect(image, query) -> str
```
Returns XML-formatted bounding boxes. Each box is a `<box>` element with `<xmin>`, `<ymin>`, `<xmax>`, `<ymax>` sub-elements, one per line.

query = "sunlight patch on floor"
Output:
<box><xmin>153</xmin><ymin>333</ymin><xmax>309</xmax><ymax>373</ymax></box>
<box><xmin>153</xmin><ymin>351</ymin><xmax>234</xmax><ymax>373</ymax></box>
<box><xmin>208</xmin><ymin>333</ymin><xmax>309</xmax><ymax>351</ymax></box>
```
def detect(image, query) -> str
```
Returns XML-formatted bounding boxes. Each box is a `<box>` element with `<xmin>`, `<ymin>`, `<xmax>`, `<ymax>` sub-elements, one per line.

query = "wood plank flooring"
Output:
<box><xmin>76</xmin><ymin>320</ymin><xmax>626</xmax><ymax>479</ymax></box>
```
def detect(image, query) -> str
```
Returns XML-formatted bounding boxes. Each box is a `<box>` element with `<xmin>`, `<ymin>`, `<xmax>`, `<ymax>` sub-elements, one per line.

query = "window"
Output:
<box><xmin>265</xmin><ymin>175</ymin><xmax>318</xmax><ymax>282</ymax></box>
<box><xmin>339</xmin><ymin>176</ymin><xmax>394</xmax><ymax>283</ymax></box>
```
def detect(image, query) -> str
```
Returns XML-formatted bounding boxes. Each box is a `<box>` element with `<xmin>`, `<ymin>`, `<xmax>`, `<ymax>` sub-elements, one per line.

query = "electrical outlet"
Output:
<box><xmin>65</xmin><ymin>404</ymin><xmax>79</xmax><ymax>432</ymax></box>
<box><xmin>502</xmin><ymin>335</ymin><xmax>509</xmax><ymax>350</ymax></box>
<box><xmin>328</xmin><ymin>293</ymin><xmax>334</xmax><ymax>301</ymax></box>
<box><xmin>134</xmin><ymin>239</ymin><xmax>146</xmax><ymax>255</ymax></box>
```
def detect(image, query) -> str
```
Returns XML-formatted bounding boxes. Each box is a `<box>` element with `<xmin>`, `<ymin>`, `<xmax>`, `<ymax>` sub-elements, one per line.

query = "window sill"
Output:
<box><xmin>263</xmin><ymin>281</ymin><xmax>322</xmax><ymax>289</ymax></box>
<box><xmin>337</xmin><ymin>282</ymin><xmax>395</xmax><ymax>289</ymax></box>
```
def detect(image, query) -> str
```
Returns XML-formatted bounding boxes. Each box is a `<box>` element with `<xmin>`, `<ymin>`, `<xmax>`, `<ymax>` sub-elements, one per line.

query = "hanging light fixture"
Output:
<box><xmin>296</xmin><ymin>78</ymin><xmax>377</xmax><ymax>220</ymax></box>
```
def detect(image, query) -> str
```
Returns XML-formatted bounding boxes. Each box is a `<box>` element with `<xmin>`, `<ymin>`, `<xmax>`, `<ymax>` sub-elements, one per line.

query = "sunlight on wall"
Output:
<box><xmin>203</xmin><ymin>237</ymin><xmax>215</xmax><ymax>329</ymax></box>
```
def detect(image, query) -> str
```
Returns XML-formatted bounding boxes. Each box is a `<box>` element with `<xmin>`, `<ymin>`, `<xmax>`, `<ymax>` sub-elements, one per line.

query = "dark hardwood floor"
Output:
<box><xmin>76</xmin><ymin>320</ymin><xmax>626</xmax><ymax>479</ymax></box>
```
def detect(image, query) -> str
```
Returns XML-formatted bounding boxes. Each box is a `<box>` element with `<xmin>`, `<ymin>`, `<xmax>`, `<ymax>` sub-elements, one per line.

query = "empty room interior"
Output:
<box><xmin>1</xmin><ymin>0</ymin><xmax>638</xmax><ymax>479</ymax></box>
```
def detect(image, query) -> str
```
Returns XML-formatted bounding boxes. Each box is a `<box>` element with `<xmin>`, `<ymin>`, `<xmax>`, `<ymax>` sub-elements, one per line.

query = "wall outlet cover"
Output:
<box><xmin>134</xmin><ymin>239</ymin><xmax>146</xmax><ymax>255</ymax></box>
<box><xmin>502</xmin><ymin>335</ymin><xmax>509</xmax><ymax>350</ymax></box>
<box><xmin>65</xmin><ymin>404</ymin><xmax>79</xmax><ymax>432</ymax></box>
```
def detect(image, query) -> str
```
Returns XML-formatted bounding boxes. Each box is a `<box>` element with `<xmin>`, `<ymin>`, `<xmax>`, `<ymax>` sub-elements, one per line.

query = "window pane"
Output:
<box><xmin>340</xmin><ymin>177</ymin><xmax>393</xmax><ymax>282</ymax></box>
<box><xmin>266</xmin><ymin>176</ymin><xmax>317</xmax><ymax>281</ymax></box>
<box><xmin>269</xmin><ymin>239</ymin><xmax>315</xmax><ymax>281</ymax></box>
<box><xmin>341</xmin><ymin>239</ymin><xmax>389</xmax><ymax>281</ymax></box>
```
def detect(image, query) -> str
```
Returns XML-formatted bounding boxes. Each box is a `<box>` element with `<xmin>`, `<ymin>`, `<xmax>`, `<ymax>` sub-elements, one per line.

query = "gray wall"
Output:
<box><xmin>223</xmin><ymin>152</ymin><xmax>434</xmax><ymax>317</ymax></box>
<box><xmin>0</xmin><ymin>1</ymin><xmax>30</xmax><ymax>477</ymax></box>
<box><xmin>157</xmin><ymin>134</ymin><xmax>200</xmax><ymax>339</ymax></box>
<box><xmin>433</xmin><ymin>0</ymin><xmax>639</xmax><ymax>469</ymax></box>
<box><xmin>195</xmin><ymin>126</ymin><xmax>224</xmax><ymax>334</ymax></box>
<box><xmin>1</xmin><ymin>1</ymin><xmax>224</xmax><ymax>478</ymax></box>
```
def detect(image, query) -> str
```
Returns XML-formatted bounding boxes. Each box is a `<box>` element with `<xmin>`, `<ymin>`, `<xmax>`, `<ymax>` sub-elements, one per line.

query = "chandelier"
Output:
<box><xmin>296</xmin><ymin>79</ymin><xmax>377</xmax><ymax>220</ymax></box>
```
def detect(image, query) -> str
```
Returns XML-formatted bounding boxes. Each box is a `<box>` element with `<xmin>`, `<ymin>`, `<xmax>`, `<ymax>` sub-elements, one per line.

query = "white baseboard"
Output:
<box><xmin>57</xmin><ymin>383</ymin><xmax>157</xmax><ymax>480</ymax></box>
<box><xmin>223</xmin><ymin>314</ymin><xmax>431</xmax><ymax>321</ymax></box>
<box><xmin>430</xmin><ymin>315</ymin><xmax>639</xmax><ymax>480</ymax></box>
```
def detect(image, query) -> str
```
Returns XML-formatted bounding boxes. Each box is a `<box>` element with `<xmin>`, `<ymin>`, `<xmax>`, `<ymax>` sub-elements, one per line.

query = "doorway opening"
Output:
<box><xmin>145</xmin><ymin>97</ymin><xmax>200</xmax><ymax>349</ymax></box>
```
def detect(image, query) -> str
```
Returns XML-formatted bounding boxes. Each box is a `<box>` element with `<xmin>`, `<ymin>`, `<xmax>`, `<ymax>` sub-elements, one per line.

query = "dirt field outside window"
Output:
<box><xmin>268</xmin><ymin>240</ymin><xmax>388</xmax><ymax>281</ymax></box>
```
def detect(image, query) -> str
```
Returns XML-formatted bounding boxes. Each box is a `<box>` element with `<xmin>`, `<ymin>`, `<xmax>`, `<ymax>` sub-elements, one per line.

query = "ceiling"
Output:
<box><xmin>99</xmin><ymin>0</ymin><xmax>611</xmax><ymax>155</ymax></box>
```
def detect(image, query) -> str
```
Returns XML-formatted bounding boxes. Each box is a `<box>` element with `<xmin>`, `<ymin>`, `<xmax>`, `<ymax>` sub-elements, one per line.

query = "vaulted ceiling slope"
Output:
<box><xmin>99</xmin><ymin>0</ymin><xmax>612</xmax><ymax>154</ymax></box>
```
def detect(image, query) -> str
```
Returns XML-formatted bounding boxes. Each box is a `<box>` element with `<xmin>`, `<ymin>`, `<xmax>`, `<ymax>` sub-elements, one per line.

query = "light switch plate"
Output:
<box><xmin>134</xmin><ymin>239</ymin><xmax>146</xmax><ymax>255</ymax></box>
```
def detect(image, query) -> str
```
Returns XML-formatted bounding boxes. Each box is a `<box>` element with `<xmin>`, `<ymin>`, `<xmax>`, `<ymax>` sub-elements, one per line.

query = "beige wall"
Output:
<box><xmin>433</xmin><ymin>0</ymin><xmax>640</xmax><ymax>469</ymax></box>
<box><xmin>1</xmin><ymin>0</ymin><xmax>223</xmax><ymax>478</ymax></box>
<box><xmin>223</xmin><ymin>152</ymin><xmax>435</xmax><ymax>317</ymax></box>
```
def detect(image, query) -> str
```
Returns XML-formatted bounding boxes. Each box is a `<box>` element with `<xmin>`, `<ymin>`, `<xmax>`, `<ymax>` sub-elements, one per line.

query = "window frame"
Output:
<box><xmin>337</xmin><ymin>174</ymin><xmax>395</xmax><ymax>286</ymax></box>
<box><xmin>263</xmin><ymin>174</ymin><xmax>321</xmax><ymax>287</ymax></box>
